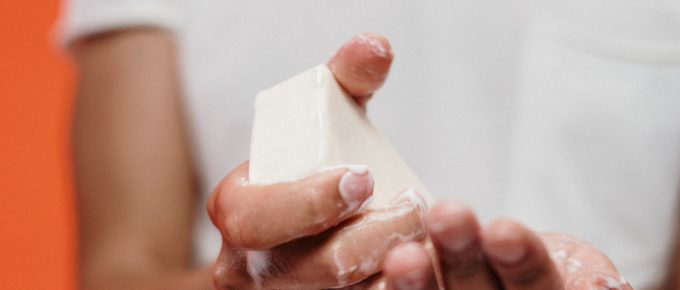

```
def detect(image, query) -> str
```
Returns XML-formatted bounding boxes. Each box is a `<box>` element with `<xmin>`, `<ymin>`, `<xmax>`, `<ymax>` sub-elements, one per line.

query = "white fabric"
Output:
<box><xmin>59</xmin><ymin>1</ymin><xmax>680</xmax><ymax>288</ymax></box>
<box><xmin>58</xmin><ymin>0</ymin><xmax>183</xmax><ymax>46</ymax></box>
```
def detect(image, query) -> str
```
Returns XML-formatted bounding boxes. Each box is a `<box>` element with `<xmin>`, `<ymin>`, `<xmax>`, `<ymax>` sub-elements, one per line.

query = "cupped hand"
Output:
<box><xmin>382</xmin><ymin>201</ymin><xmax>634</xmax><ymax>290</ymax></box>
<box><xmin>207</xmin><ymin>34</ymin><xmax>428</xmax><ymax>289</ymax></box>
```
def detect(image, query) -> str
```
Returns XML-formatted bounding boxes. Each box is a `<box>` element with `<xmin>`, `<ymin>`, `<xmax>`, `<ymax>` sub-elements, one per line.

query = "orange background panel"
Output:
<box><xmin>0</xmin><ymin>0</ymin><xmax>76</xmax><ymax>289</ymax></box>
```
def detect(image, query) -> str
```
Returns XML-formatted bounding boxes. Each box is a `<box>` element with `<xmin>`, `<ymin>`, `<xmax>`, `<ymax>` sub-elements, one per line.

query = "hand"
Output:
<box><xmin>382</xmin><ymin>201</ymin><xmax>634</xmax><ymax>290</ymax></box>
<box><xmin>207</xmin><ymin>34</ymin><xmax>427</xmax><ymax>289</ymax></box>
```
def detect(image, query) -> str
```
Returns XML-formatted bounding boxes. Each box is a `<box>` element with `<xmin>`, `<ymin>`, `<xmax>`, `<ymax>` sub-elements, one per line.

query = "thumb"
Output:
<box><xmin>327</xmin><ymin>32</ymin><xmax>393</xmax><ymax>108</ymax></box>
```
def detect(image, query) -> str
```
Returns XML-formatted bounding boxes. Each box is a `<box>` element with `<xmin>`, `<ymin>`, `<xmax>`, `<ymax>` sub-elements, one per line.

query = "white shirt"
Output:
<box><xmin>59</xmin><ymin>1</ymin><xmax>680</xmax><ymax>288</ymax></box>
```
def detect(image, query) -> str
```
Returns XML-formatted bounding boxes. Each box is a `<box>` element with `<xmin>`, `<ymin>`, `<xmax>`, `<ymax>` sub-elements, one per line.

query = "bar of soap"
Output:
<box><xmin>249</xmin><ymin>65</ymin><xmax>432</xmax><ymax>207</ymax></box>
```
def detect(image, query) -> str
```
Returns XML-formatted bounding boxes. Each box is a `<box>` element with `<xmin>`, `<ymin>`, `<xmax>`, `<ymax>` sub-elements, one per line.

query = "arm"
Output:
<box><xmin>71</xmin><ymin>28</ymin><xmax>211</xmax><ymax>290</ymax></box>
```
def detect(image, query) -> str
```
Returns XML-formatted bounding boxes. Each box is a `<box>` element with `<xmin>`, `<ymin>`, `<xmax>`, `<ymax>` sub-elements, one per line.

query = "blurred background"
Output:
<box><xmin>0</xmin><ymin>1</ymin><xmax>76</xmax><ymax>289</ymax></box>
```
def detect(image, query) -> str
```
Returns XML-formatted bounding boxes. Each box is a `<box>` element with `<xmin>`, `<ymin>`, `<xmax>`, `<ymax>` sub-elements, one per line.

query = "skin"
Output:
<box><xmin>72</xmin><ymin>28</ymin><xmax>211</xmax><ymax>290</ymax></box>
<box><xmin>72</xmin><ymin>28</ymin><xmax>659</xmax><ymax>289</ymax></box>
<box><xmin>207</xmin><ymin>163</ymin><xmax>426</xmax><ymax>289</ymax></box>
<box><xmin>382</xmin><ymin>201</ymin><xmax>635</xmax><ymax>290</ymax></box>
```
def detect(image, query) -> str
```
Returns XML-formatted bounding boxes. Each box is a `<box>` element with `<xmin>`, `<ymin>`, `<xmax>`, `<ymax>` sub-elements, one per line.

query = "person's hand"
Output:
<box><xmin>382</xmin><ymin>201</ymin><xmax>634</xmax><ymax>290</ymax></box>
<box><xmin>207</xmin><ymin>33</ymin><xmax>428</xmax><ymax>289</ymax></box>
<box><xmin>208</xmin><ymin>163</ymin><xmax>426</xmax><ymax>289</ymax></box>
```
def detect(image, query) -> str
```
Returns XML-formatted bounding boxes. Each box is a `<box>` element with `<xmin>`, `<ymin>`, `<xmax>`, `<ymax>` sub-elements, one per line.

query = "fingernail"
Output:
<box><xmin>428</xmin><ymin>203</ymin><xmax>475</xmax><ymax>253</ymax></box>
<box><xmin>355</xmin><ymin>33</ymin><xmax>392</xmax><ymax>58</ymax></box>
<box><xmin>396</xmin><ymin>189</ymin><xmax>428</xmax><ymax>213</ymax></box>
<box><xmin>339</xmin><ymin>166</ymin><xmax>373</xmax><ymax>210</ymax></box>
<box><xmin>485</xmin><ymin>228</ymin><xmax>526</xmax><ymax>264</ymax></box>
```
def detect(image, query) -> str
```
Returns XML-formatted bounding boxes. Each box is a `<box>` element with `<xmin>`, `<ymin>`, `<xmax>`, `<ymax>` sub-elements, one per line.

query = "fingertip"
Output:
<box><xmin>328</xmin><ymin>32</ymin><xmax>394</xmax><ymax>99</ymax></box>
<box><xmin>482</xmin><ymin>219</ymin><xmax>565</xmax><ymax>289</ymax></box>
<box><xmin>206</xmin><ymin>186</ymin><xmax>220</xmax><ymax>224</ymax></box>
<box><xmin>384</xmin><ymin>242</ymin><xmax>435</xmax><ymax>290</ymax></box>
<box><xmin>425</xmin><ymin>201</ymin><xmax>479</xmax><ymax>254</ymax></box>
<box><xmin>223</xmin><ymin>161</ymin><xmax>251</xmax><ymax>189</ymax></box>
<box><xmin>355</xmin><ymin>32</ymin><xmax>393</xmax><ymax>60</ymax></box>
<box><xmin>385</xmin><ymin>242</ymin><xmax>430</xmax><ymax>275</ymax></box>
<box><xmin>315</xmin><ymin>165</ymin><xmax>374</xmax><ymax>213</ymax></box>
<box><xmin>426</xmin><ymin>201</ymin><xmax>475</xmax><ymax>224</ymax></box>
<box><xmin>337</xmin><ymin>167</ymin><xmax>374</xmax><ymax>211</ymax></box>
<box><xmin>232</xmin><ymin>160</ymin><xmax>251</xmax><ymax>176</ymax></box>
<box><xmin>393</xmin><ymin>189</ymin><xmax>428</xmax><ymax>214</ymax></box>
<box><xmin>334</xmin><ymin>32</ymin><xmax>393</xmax><ymax>64</ymax></box>
<box><xmin>481</xmin><ymin>219</ymin><xmax>529</xmax><ymax>265</ymax></box>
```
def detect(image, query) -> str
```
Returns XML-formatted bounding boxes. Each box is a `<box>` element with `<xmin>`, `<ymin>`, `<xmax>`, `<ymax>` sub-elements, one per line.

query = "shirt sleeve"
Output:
<box><xmin>56</xmin><ymin>0</ymin><xmax>183</xmax><ymax>47</ymax></box>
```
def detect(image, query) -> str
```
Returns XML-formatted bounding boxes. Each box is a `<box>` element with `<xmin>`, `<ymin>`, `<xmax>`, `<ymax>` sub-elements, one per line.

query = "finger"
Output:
<box><xmin>540</xmin><ymin>234</ymin><xmax>633</xmax><ymax>290</ymax></box>
<box><xmin>328</xmin><ymin>32</ymin><xmax>393</xmax><ymax>107</ymax></box>
<box><xmin>212</xmin><ymin>240</ymin><xmax>250</xmax><ymax>290</ymax></box>
<box><xmin>208</xmin><ymin>162</ymin><xmax>374</xmax><ymax>250</ymax></box>
<box><xmin>384</xmin><ymin>242</ymin><xmax>438</xmax><ymax>290</ymax></box>
<box><xmin>253</xmin><ymin>194</ymin><xmax>427</xmax><ymax>289</ymax></box>
<box><xmin>481</xmin><ymin>219</ymin><xmax>564</xmax><ymax>290</ymax></box>
<box><xmin>425</xmin><ymin>201</ymin><xmax>500</xmax><ymax>290</ymax></box>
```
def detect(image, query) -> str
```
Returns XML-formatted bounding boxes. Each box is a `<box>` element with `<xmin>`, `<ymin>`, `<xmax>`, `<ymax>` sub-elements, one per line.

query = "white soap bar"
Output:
<box><xmin>249</xmin><ymin>65</ymin><xmax>432</xmax><ymax>207</ymax></box>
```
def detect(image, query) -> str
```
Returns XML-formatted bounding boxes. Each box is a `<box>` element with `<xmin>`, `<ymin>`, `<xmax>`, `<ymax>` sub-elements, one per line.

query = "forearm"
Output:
<box><xmin>72</xmin><ymin>28</ymin><xmax>201</xmax><ymax>288</ymax></box>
